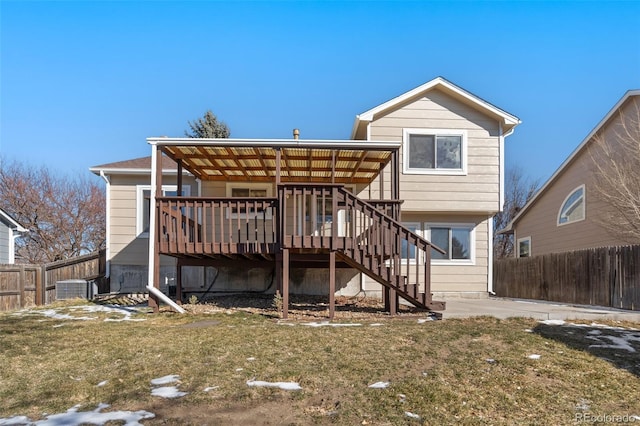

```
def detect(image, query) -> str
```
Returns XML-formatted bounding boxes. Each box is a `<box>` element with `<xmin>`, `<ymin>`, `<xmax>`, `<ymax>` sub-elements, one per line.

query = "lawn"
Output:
<box><xmin>0</xmin><ymin>299</ymin><xmax>639</xmax><ymax>425</ymax></box>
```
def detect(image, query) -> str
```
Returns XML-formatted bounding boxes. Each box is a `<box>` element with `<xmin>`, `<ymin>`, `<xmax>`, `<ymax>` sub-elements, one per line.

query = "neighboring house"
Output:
<box><xmin>91</xmin><ymin>77</ymin><xmax>520</xmax><ymax>314</ymax></box>
<box><xmin>500</xmin><ymin>90</ymin><xmax>640</xmax><ymax>257</ymax></box>
<box><xmin>0</xmin><ymin>208</ymin><xmax>27</xmax><ymax>264</ymax></box>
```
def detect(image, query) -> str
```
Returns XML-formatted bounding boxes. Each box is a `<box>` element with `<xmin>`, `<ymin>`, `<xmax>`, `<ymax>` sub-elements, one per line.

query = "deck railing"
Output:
<box><xmin>157</xmin><ymin>196</ymin><xmax>278</xmax><ymax>256</ymax></box>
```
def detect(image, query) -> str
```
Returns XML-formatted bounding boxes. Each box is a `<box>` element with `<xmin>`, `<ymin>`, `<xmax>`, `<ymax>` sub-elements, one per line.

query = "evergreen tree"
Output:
<box><xmin>185</xmin><ymin>110</ymin><xmax>230</xmax><ymax>138</ymax></box>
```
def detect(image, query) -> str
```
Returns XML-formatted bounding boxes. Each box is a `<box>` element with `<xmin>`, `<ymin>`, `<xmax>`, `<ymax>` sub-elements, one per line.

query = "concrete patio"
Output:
<box><xmin>442</xmin><ymin>296</ymin><xmax>640</xmax><ymax>322</ymax></box>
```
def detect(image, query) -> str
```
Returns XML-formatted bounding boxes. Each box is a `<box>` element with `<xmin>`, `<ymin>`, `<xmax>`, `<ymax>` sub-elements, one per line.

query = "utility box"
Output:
<box><xmin>55</xmin><ymin>279</ymin><xmax>97</xmax><ymax>300</ymax></box>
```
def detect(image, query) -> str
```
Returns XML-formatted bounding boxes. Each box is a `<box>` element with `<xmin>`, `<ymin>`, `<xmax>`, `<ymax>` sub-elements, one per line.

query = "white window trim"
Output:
<box><xmin>425</xmin><ymin>222</ymin><xmax>476</xmax><ymax>265</ymax></box>
<box><xmin>400</xmin><ymin>222</ymin><xmax>422</xmax><ymax>265</ymax></box>
<box><xmin>226</xmin><ymin>182</ymin><xmax>273</xmax><ymax>219</ymax></box>
<box><xmin>402</xmin><ymin>128</ymin><xmax>468</xmax><ymax>176</ymax></box>
<box><xmin>136</xmin><ymin>184</ymin><xmax>190</xmax><ymax>238</ymax></box>
<box><xmin>517</xmin><ymin>236</ymin><xmax>532</xmax><ymax>258</ymax></box>
<box><xmin>557</xmin><ymin>184</ymin><xmax>586</xmax><ymax>227</ymax></box>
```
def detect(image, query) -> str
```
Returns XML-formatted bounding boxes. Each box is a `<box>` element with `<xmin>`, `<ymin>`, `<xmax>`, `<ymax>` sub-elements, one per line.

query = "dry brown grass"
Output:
<box><xmin>1</xmin><ymin>297</ymin><xmax>639</xmax><ymax>425</ymax></box>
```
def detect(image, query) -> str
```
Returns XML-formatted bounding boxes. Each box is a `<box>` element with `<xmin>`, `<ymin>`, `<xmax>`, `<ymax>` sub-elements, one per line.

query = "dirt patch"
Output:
<box><xmin>180</xmin><ymin>293</ymin><xmax>436</xmax><ymax>321</ymax></box>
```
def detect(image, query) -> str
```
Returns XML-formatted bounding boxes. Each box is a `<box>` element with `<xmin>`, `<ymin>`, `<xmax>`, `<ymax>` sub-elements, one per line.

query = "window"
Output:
<box><xmin>517</xmin><ymin>237</ymin><xmax>531</xmax><ymax>258</ymax></box>
<box><xmin>137</xmin><ymin>185</ymin><xmax>190</xmax><ymax>237</ymax></box>
<box><xmin>226</xmin><ymin>183</ymin><xmax>272</xmax><ymax>219</ymax></box>
<box><xmin>403</xmin><ymin>129</ymin><xmax>467</xmax><ymax>175</ymax></box>
<box><xmin>426</xmin><ymin>224</ymin><xmax>474</xmax><ymax>263</ymax></box>
<box><xmin>558</xmin><ymin>185</ymin><xmax>585</xmax><ymax>226</ymax></box>
<box><xmin>401</xmin><ymin>223</ymin><xmax>420</xmax><ymax>263</ymax></box>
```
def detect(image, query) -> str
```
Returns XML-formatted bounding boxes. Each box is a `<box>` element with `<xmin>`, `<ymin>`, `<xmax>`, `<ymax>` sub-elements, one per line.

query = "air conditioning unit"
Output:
<box><xmin>55</xmin><ymin>279</ymin><xmax>97</xmax><ymax>300</ymax></box>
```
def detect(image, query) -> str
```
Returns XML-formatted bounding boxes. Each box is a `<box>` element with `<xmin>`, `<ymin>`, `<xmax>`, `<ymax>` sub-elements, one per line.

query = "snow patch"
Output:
<box><xmin>0</xmin><ymin>404</ymin><xmax>154</xmax><ymax>426</ymax></box>
<box><xmin>97</xmin><ymin>380</ymin><xmax>108</xmax><ymax>387</ymax></box>
<box><xmin>368</xmin><ymin>381</ymin><xmax>390</xmax><ymax>389</ymax></box>
<box><xmin>405</xmin><ymin>411</ymin><xmax>421</xmax><ymax>420</ymax></box>
<box><xmin>12</xmin><ymin>304</ymin><xmax>146</xmax><ymax>323</ymax></box>
<box><xmin>150</xmin><ymin>375</ymin><xmax>180</xmax><ymax>386</ymax></box>
<box><xmin>540</xmin><ymin>319</ymin><xmax>565</xmax><ymax>326</ymax></box>
<box><xmin>246</xmin><ymin>379</ymin><xmax>302</xmax><ymax>390</ymax></box>
<box><xmin>528</xmin><ymin>354</ymin><xmax>541</xmax><ymax>360</ymax></box>
<box><xmin>151</xmin><ymin>386</ymin><xmax>187</xmax><ymax>398</ymax></box>
<box><xmin>203</xmin><ymin>386</ymin><xmax>219</xmax><ymax>392</ymax></box>
<box><xmin>587</xmin><ymin>334</ymin><xmax>639</xmax><ymax>353</ymax></box>
<box><xmin>301</xmin><ymin>321</ymin><xmax>362</xmax><ymax>327</ymax></box>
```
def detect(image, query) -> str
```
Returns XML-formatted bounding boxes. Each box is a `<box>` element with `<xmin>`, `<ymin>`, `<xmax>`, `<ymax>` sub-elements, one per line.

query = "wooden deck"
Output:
<box><xmin>155</xmin><ymin>183</ymin><xmax>445</xmax><ymax>317</ymax></box>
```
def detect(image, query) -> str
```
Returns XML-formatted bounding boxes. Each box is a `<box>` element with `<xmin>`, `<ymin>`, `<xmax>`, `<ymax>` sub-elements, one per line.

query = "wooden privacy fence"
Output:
<box><xmin>494</xmin><ymin>245</ymin><xmax>640</xmax><ymax>311</ymax></box>
<box><xmin>0</xmin><ymin>250</ymin><xmax>106</xmax><ymax>312</ymax></box>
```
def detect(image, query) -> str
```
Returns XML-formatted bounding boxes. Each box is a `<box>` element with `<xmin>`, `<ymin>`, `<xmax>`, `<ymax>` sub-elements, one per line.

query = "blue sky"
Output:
<box><xmin>1</xmin><ymin>1</ymin><xmax>639</xmax><ymax>184</ymax></box>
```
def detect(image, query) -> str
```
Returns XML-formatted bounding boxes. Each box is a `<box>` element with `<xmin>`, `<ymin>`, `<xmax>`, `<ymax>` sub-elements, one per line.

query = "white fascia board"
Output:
<box><xmin>353</xmin><ymin>77</ymin><xmax>521</xmax><ymax>129</ymax></box>
<box><xmin>504</xmin><ymin>89</ymin><xmax>640</xmax><ymax>231</ymax></box>
<box><xmin>89</xmin><ymin>167</ymin><xmax>190</xmax><ymax>176</ymax></box>
<box><xmin>0</xmin><ymin>209</ymin><xmax>26</xmax><ymax>233</ymax></box>
<box><xmin>147</xmin><ymin>137</ymin><xmax>401</xmax><ymax>150</ymax></box>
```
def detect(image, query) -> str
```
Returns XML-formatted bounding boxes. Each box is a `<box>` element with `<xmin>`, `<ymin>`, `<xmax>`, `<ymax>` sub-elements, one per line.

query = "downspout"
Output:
<box><xmin>491</xmin><ymin>123</ymin><xmax>516</xmax><ymax>294</ymax></box>
<box><xmin>147</xmin><ymin>284</ymin><xmax>186</xmax><ymax>313</ymax></box>
<box><xmin>487</xmin><ymin>215</ymin><xmax>494</xmax><ymax>295</ymax></box>
<box><xmin>147</xmin><ymin>143</ymin><xmax>184</xmax><ymax>313</ymax></box>
<box><xmin>99</xmin><ymin>171</ymin><xmax>111</xmax><ymax>279</ymax></box>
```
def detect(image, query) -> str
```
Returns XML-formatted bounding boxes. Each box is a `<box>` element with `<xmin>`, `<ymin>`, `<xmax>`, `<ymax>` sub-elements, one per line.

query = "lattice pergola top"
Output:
<box><xmin>148</xmin><ymin>138</ymin><xmax>401</xmax><ymax>184</ymax></box>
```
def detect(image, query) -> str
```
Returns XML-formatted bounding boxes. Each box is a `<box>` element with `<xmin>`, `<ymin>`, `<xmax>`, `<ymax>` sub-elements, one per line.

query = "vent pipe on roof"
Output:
<box><xmin>293</xmin><ymin>129</ymin><xmax>300</xmax><ymax>140</ymax></box>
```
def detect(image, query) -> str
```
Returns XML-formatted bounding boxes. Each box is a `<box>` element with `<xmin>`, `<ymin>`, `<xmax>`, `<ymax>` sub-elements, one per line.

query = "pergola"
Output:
<box><xmin>145</xmin><ymin>137</ymin><xmax>403</xmax><ymax>313</ymax></box>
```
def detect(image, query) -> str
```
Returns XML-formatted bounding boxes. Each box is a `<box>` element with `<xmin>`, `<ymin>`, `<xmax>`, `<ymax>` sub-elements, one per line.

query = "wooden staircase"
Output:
<box><xmin>333</xmin><ymin>186</ymin><xmax>445</xmax><ymax>312</ymax></box>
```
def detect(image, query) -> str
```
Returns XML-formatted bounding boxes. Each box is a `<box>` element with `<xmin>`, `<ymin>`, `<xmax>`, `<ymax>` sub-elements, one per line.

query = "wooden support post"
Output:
<box><xmin>282</xmin><ymin>248</ymin><xmax>289</xmax><ymax>319</ymax></box>
<box><xmin>383</xmin><ymin>287</ymin><xmax>398</xmax><ymax>316</ymax></box>
<box><xmin>391</xmin><ymin>149</ymin><xmax>399</xmax><ymax>202</ymax></box>
<box><xmin>176</xmin><ymin>259</ymin><xmax>183</xmax><ymax>304</ymax></box>
<box><xmin>177</xmin><ymin>159</ymin><xmax>183</xmax><ymax>196</ymax></box>
<box><xmin>275</xmin><ymin>253</ymin><xmax>283</xmax><ymax>296</ymax></box>
<box><xmin>275</xmin><ymin>148</ymin><xmax>281</xmax><ymax>185</ymax></box>
<box><xmin>329</xmin><ymin>251</ymin><xmax>336</xmax><ymax>320</ymax></box>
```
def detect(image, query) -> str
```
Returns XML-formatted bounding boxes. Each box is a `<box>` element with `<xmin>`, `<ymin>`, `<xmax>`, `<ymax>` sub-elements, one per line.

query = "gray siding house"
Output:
<box><xmin>0</xmin><ymin>208</ymin><xmax>26</xmax><ymax>264</ymax></box>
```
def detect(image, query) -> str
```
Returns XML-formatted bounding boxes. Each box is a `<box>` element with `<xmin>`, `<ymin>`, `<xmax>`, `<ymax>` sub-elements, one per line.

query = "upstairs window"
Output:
<box><xmin>403</xmin><ymin>129</ymin><xmax>467</xmax><ymax>175</ymax></box>
<box><xmin>558</xmin><ymin>185</ymin><xmax>585</xmax><ymax>226</ymax></box>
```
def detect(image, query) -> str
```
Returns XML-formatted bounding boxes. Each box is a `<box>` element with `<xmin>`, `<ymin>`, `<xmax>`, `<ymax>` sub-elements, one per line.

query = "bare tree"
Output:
<box><xmin>494</xmin><ymin>167</ymin><xmax>540</xmax><ymax>258</ymax></box>
<box><xmin>589</xmin><ymin>97</ymin><xmax>640</xmax><ymax>243</ymax></box>
<box><xmin>0</xmin><ymin>159</ymin><xmax>105</xmax><ymax>263</ymax></box>
<box><xmin>185</xmin><ymin>110</ymin><xmax>230</xmax><ymax>138</ymax></box>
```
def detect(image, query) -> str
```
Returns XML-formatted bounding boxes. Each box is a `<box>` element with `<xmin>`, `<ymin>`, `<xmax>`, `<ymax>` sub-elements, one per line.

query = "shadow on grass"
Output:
<box><xmin>534</xmin><ymin>322</ymin><xmax>640</xmax><ymax>377</ymax></box>
<box><xmin>197</xmin><ymin>293</ymin><xmax>429</xmax><ymax>317</ymax></box>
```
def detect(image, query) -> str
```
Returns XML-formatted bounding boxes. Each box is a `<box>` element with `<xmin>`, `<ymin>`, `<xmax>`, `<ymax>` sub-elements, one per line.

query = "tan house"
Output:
<box><xmin>501</xmin><ymin>90</ymin><xmax>640</xmax><ymax>257</ymax></box>
<box><xmin>91</xmin><ymin>77</ymin><xmax>520</xmax><ymax>315</ymax></box>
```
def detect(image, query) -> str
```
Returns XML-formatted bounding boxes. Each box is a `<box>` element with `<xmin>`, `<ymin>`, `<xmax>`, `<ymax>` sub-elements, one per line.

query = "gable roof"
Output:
<box><xmin>0</xmin><ymin>208</ymin><xmax>26</xmax><ymax>233</ymax></box>
<box><xmin>90</xmin><ymin>155</ymin><xmax>181</xmax><ymax>176</ymax></box>
<box><xmin>350</xmin><ymin>76</ymin><xmax>521</xmax><ymax>139</ymax></box>
<box><xmin>500</xmin><ymin>89</ymin><xmax>640</xmax><ymax>234</ymax></box>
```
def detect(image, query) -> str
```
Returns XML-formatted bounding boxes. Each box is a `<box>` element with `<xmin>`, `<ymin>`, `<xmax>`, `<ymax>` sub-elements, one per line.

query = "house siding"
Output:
<box><xmin>107</xmin><ymin>174</ymin><xmax>197</xmax><ymax>292</ymax></box>
<box><xmin>0</xmin><ymin>223</ymin><xmax>10</xmax><ymax>264</ymax></box>
<box><xmin>357</xmin><ymin>88</ymin><xmax>503</xmax><ymax>297</ymax></box>
<box><xmin>367</xmin><ymin>88</ymin><xmax>501</xmax><ymax>214</ymax></box>
<box><xmin>361</xmin><ymin>213</ymin><xmax>490</xmax><ymax>296</ymax></box>
<box><xmin>513</xmin><ymin>97</ymin><xmax>639</xmax><ymax>256</ymax></box>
